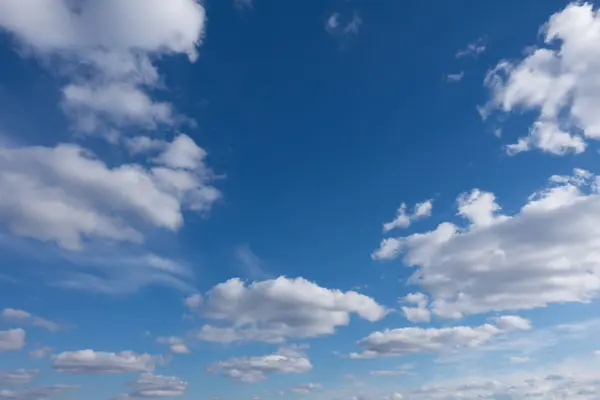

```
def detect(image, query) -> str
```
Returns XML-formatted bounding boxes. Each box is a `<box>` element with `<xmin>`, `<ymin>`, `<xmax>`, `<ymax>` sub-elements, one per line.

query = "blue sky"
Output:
<box><xmin>2</xmin><ymin>0</ymin><xmax>600</xmax><ymax>399</ymax></box>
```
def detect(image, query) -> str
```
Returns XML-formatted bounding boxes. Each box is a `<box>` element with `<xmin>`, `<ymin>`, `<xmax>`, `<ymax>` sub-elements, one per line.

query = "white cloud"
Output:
<box><xmin>505</xmin><ymin>120</ymin><xmax>587</xmax><ymax>155</ymax></box>
<box><xmin>351</xmin><ymin>317</ymin><xmax>530</xmax><ymax>358</ymax></box>
<box><xmin>400</xmin><ymin>293</ymin><xmax>430</xmax><ymax>323</ymax></box>
<box><xmin>0</xmin><ymin>384</ymin><xmax>78</xmax><ymax>400</ymax></box>
<box><xmin>446</xmin><ymin>72</ymin><xmax>464</xmax><ymax>82</ymax></box>
<box><xmin>0</xmin><ymin>0</ymin><xmax>205</xmax><ymax>136</ymax></box>
<box><xmin>62</xmin><ymin>83</ymin><xmax>173</xmax><ymax>132</ymax></box>
<box><xmin>0</xmin><ymin>0</ymin><xmax>203</xmax><ymax>56</ymax></box>
<box><xmin>0</xmin><ymin>369</ymin><xmax>38</xmax><ymax>386</ymax></box>
<box><xmin>0</xmin><ymin>329</ymin><xmax>26</xmax><ymax>351</ymax></box>
<box><xmin>207</xmin><ymin>346</ymin><xmax>312</xmax><ymax>383</ymax></box>
<box><xmin>118</xmin><ymin>373</ymin><xmax>188</xmax><ymax>398</ymax></box>
<box><xmin>483</xmin><ymin>3</ymin><xmax>600</xmax><ymax>155</ymax></box>
<box><xmin>383</xmin><ymin>204</ymin><xmax>411</xmax><ymax>231</ymax></box>
<box><xmin>414</xmin><ymin>201</ymin><xmax>433</xmax><ymax>218</ymax></box>
<box><xmin>492</xmin><ymin>315</ymin><xmax>532</xmax><ymax>331</ymax></box>
<box><xmin>196</xmin><ymin>276</ymin><xmax>387</xmax><ymax>343</ymax></box>
<box><xmin>373</xmin><ymin>168</ymin><xmax>600</xmax><ymax>318</ymax></box>
<box><xmin>372</xmin><ymin>238</ymin><xmax>403</xmax><ymax>260</ymax></box>
<box><xmin>0</xmin><ymin>136</ymin><xmax>219</xmax><ymax>251</ymax></box>
<box><xmin>156</xmin><ymin>337</ymin><xmax>189</xmax><ymax>355</ymax></box>
<box><xmin>2</xmin><ymin>308</ymin><xmax>65</xmax><ymax>332</ymax></box>
<box><xmin>383</xmin><ymin>200</ymin><xmax>433</xmax><ymax>233</ymax></box>
<box><xmin>154</xmin><ymin>134</ymin><xmax>209</xmax><ymax>171</ymax></box>
<box><xmin>184</xmin><ymin>294</ymin><xmax>203</xmax><ymax>310</ymax></box>
<box><xmin>52</xmin><ymin>350</ymin><xmax>159</xmax><ymax>374</ymax></box>
<box><xmin>456</xmin><ymin>39</ymin><xmax>486</xmax><ymax>58</ymax></box>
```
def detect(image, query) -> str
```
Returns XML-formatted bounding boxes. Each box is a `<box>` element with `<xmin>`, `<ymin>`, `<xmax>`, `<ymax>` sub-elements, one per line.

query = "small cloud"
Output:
<box><xmin>383</xmin><ymin>199</ymin><xmax>433</xmax><ymax>233</ymax></box>
<box><xmin>446</xmin><ymin>72</ymin><xmax>465</xmax><ymax>82</ymax></box>
<box><xmin>156</xmin><ymin>336</ymin><xmax>190</xmax><ymax>355</ymax></box>
<box><xmin>456</xmin><ymin>38</ymin><xmax>486</xmax><ymax>58</ymax></box>
<box><xmin>184</xmin><ymin>294</ymin><xmax>203</xmax><ymax>311</ymax></box>
<box><xmin>326</xmin><ymin>13</ymin><xmax>341</xmax><ymax>32</ymax></box>
<box><xmin>326</xmin><ymin>11</ymin><xmax>362</xmax><ymax>36</ymax></box>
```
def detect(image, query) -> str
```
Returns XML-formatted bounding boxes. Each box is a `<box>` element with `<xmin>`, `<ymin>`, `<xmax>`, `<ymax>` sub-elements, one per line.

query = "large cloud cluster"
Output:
<box><xmin>374</xmin><ymin>169</ymin><xmax>600</xmax><ymax>319</ymax></box>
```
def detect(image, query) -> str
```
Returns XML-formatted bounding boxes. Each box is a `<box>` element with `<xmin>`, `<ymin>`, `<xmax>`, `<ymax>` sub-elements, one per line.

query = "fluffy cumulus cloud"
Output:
<box><xmin>383</xmin><ymin>200</ymin><xmax>433</xmax><ymax>233</ymax></box>
<box><xmin>1</xmin><ymin>309</ymin><xmax>64</xmax><ymax>332</ymax></box>
<box><xmin>0</xmin><ymin>369</ymin><xmax>38</xmax><ymax>386</ymax></box>
<box><xmin>116</xmin><ymin>373</ymin><xmax>188</xmax><ymax>398</ymax></box>
<box><xmin>0</xmin><ymin>137</ymin><xmax>219</xmax><ymax>251</ymax></box>
<box><xmin>0</xmin><ymin>384</ymin><xmax>78</xmax><ymax>400</ymax></box>
<box><xmin>373</xmin><ymin>168</ymin><xmax>600</xmax><ymax>319</ymax></box>
<box><xmin>400</xmin><ymin>293</ymin><xmax>431</xmax><ymax>323</ymax></box>
<box><xmin>52</xmin><ymin>350</ymin><xmax>159</xmax><ymax>374</ymax></box>
<box><xmin>207</xmin><ymin>346</ymin><xmax>312</xmax><ymax>383</ymax></box>
<box><xmin>196</xmin><ymin>276</ymin><xmax>387</xmax><ymax>343</ymax></box>
<box><xmin>483</xmin><ymin>2</ymin><xmax>600</xmax><ymax>155</ymax></box>
<box><xmin>0</xmin><ymin>0</ymin><xmax>205</xmax><ymax>135</ymax></box>
<box><xmin>350</xmin><ymin>316</ymin><xmax>531</xmax><ymax>358</ymax></box>
<box><xmin>0</xmin><ymin>329</ymin><xmax>26</xmax><ymax>352</ymax></box>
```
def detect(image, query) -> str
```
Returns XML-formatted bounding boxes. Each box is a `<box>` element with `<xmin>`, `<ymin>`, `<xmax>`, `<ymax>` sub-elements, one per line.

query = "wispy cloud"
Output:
<box><xmin>456</xmin><ymin>38</ymin><xmax>486</xmax><ymax>58</ymax></box>
<box><xmin>234</xmin><ymin>244</ymin><xmax>270</xmax><ymax>280</ymax></box>
<box><xmin>325</xmin><ymin>11</ymin><xmax>362</xmax><ymax>36</ymax></box>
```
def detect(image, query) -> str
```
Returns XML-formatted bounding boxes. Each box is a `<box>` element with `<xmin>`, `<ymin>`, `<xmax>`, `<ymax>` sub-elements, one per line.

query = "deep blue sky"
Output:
<box><xmin>2</xmin><ymin>1</ymin><xmax>600</xmax><ymax>399</ymax></box>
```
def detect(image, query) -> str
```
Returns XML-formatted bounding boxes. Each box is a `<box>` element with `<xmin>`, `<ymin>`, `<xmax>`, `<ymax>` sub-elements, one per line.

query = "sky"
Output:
<box><xmin>3</xmin><ymin>0</ymin><xmax>600</xmax><ymax>399</ymax></box>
